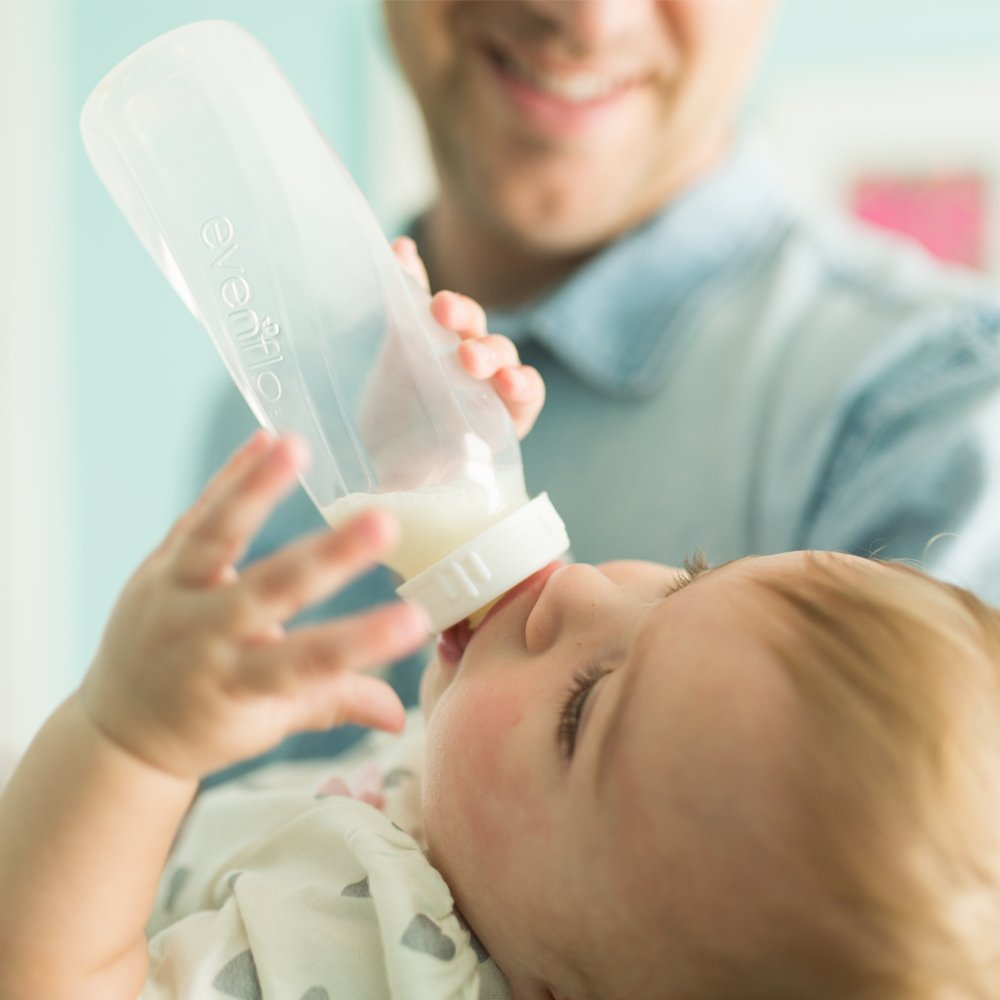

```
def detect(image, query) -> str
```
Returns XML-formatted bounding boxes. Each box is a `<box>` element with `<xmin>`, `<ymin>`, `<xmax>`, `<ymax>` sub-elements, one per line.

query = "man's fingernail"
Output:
<box><xmin>466</xmin><ymin>341</ymin><xmax>488</xmax><ymax>364</ymax></box>
<box><xmin>504</xmin><ymin>368</ymin><xmax>526</xmax><ymax>393</ymax></box>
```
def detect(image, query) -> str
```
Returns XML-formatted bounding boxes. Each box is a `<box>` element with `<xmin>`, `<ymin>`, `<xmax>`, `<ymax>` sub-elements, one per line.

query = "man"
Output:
<box><xmin>386</xmin><ymin>0</ymin><xmax>773</xmax><ymax>305</ymax></box>
<box><xmin>205</xmin><ymin>0</ymin><xmax>1000</xmax><ymax>771</ymax></box>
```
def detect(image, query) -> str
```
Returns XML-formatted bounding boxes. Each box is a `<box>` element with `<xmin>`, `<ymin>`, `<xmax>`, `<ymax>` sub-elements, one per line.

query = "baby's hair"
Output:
<box><xmin>755</xmin><ymin>554</ymin><xmax>1000</xmax><ymax>999</ymax></box>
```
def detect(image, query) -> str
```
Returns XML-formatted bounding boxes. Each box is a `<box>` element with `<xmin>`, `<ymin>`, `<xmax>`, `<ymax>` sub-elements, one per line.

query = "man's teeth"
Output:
<box><xmin>500</xmin><ymin>53</ymin><xmax>628</xmax><ymax>103</ymax></box>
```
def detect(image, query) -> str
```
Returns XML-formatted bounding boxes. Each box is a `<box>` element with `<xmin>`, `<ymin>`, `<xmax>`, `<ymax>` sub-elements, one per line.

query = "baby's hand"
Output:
<box><xmin>79</xmin><ymin>432</ymin><xmax>429</xmax><ymax>780</ymax></box>
<box><xmin>392</xmin><ymin>236</ymin><xmax>545</xmax><ymax>439</ymax></box>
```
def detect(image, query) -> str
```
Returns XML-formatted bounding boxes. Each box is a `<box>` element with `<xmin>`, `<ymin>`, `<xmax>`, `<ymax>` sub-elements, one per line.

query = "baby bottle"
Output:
<box><xmin>80</xmin><ymin>20</ymin><xmax>569</xmax><ymax>631</ymax></box>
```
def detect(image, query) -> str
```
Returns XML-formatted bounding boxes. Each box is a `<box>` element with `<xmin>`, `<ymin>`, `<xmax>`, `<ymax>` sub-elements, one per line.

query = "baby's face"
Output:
<box><xmin>420</xmin><ymin>553</ymin><xmax>812</xmax><ymax>998</ymax></box>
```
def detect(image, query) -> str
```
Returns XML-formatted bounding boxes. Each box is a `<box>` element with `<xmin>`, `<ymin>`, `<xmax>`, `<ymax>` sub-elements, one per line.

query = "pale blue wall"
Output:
<box><xmin>66</xmin><ymin>1</ymin><xmax>375</xmax><ymax>674</ymax></box>
<box><xmin>762</xmin><ymin>0</ymin><xmax>1000</xmax><ymax>76</ymax></box>
<box><xmin>62</xmin><ymin>0</ymin><xmax>1000</xmax><ymax>683</ymax></box>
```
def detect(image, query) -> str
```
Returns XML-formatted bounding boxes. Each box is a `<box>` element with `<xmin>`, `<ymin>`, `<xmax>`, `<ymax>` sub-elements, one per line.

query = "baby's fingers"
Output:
<box><xmin>195</xmin><ymin>429</ymin><xmax>274</xmax><ymax>511</ymax></box>
<box><xmin>238</xmin><ymin>602</ymin><xmax>428</xmax><ymax>728</ymax></box>
<box><xmin>161</xmin><ymin>431</ymin><xmax>271</xmax><ymax>552</ymax></box>
<box><xmin>296</xmin><ymin>673</ymin><xmax>406</xmax><ymax>734</ymax></box>
<box><xmin>236</xmin><ymin>509</ymin><xmax>401</xmax><ymax>628</ymax></box>
<box><xmin>171</xmin><ymin>436</ymin><xmax>307</xmax><ymax>586</ymax></box>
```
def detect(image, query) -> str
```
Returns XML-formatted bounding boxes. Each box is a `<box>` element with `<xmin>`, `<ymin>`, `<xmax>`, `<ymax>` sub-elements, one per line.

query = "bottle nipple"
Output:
<box><xmin>466</xmin><ymin>599</ymin><xmax>500</xmax><ymax>632</ymax></box>
<box><xmin>396</xmin><ymin>492</ymin><xmax>568</xmax><ymax>632</ymax></box>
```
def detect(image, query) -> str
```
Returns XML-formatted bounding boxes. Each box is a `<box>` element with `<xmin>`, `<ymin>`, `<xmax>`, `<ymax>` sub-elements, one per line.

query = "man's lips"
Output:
<box><xmin>479</xmin><ymin>41</ymin><xmax>646</xmax><ymax>132</ymax></box>
<box><xmin>486</xmin><ymin>44</ymin><xmax>642</xmax><ymax>103</ymax></box>
<box><xmin>435</xmin><ymin>561</ymin><xmax>563</xmax><ymax>668</ymax></box>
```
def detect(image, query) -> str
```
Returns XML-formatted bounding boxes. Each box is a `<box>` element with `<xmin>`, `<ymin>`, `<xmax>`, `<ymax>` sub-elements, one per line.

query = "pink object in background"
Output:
<box><xmin>852</xmin><ymin>173</ymin><xmax>988</xmax><ymax>270</ymax></box>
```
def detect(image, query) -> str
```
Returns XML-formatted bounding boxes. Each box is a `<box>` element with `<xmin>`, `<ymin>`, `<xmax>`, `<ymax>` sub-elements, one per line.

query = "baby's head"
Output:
<box><xmin>419</xmin><ymin>552</ymin><xmax>1000</xmax><ymax>999</ymax></box>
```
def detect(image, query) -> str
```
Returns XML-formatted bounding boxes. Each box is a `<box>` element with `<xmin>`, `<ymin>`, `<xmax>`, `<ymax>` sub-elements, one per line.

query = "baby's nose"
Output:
<box><xmin>524</xmin><ymin>562</ymin><xmax>617</xmax><ymax>654</ymax></box>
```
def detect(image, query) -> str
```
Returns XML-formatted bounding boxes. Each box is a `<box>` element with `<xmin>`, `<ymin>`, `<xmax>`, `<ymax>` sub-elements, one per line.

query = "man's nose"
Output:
<box><xmin>527</xmin><ymin>0</ymin><xmax>651</xmax><ymax>50</ymax></box>
<box><xmin>525</xmin><ymin>562</ymin><xmax>620</xmax><ymax>654</ymax></box>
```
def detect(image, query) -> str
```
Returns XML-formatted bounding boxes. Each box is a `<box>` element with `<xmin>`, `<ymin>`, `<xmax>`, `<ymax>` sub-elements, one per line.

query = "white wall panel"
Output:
<box><xmin>0</xmin><ymin>1</ymin><xmax>73</xmax><ymax>768</ymax></box>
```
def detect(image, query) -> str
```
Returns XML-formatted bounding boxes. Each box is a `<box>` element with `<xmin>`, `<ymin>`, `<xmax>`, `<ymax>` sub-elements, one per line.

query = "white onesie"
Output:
<box><xmin>144</xmin><ymin>715</ymin><xmax>509</xmax><ymax>1000</ymax></box>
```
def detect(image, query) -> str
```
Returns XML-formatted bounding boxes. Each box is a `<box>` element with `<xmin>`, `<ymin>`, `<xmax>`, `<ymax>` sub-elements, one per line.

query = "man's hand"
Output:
<box><xmin>393</xmin><ymin>236</ymin><xmax>545</xmax><ymax>439</ymax></box>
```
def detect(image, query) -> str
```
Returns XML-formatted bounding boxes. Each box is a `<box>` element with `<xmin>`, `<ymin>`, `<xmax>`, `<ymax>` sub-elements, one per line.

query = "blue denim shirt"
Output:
<box><xmin>201</xmin><ymin>137</ymin><xmax>1000</xmax><ymax>773</ymax></box>
<box><xmin>488</xmin><ymin>139</ymin><xmax>1000</xmax><ymax>601</ymax></box>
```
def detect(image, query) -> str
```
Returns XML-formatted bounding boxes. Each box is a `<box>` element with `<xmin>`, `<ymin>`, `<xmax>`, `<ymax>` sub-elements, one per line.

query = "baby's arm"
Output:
<box><xmin>0</xmin><ymin>432</ymin><xmax>428</xmax><ymax>1000</ymax></box>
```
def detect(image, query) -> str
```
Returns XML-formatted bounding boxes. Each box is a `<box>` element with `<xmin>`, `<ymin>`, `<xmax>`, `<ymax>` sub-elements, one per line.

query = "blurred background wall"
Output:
<box><xmin>1</xmin><ymin>0</ymin><xmax>999</xmax><ymax>754</ymax></box>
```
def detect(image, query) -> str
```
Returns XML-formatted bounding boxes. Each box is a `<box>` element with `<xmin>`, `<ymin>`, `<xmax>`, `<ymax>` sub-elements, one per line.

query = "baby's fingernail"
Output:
<box><xmin>395</xmin><ymin>236</ymin><xmax>418</xmax><ymax>258</ymax></box>
<box><xmin>246</xmin><ymin>429</ymin><xmax>271</xmax><ymax>452</ymax></box>
<box><xmin>396</xmin><ymin>604</ymin><xmax>431</xmax><ymax>643</ymax></box>
<box><xmin>273</xmin><ymin>435</ymin><xmax>310</xmax><ymax>470</ymax></box>
<box><xmin>356</xmin><ymin>508</ymin><xmax>399</xmax><ymax>548</ymax></box>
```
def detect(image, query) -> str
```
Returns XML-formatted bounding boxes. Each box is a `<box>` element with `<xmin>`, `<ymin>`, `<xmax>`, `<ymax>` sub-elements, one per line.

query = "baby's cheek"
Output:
<box><xmin>419</xmin><ymin>656</ymin><xmax>449</xmax><ymax>720</ymax></box>
<box><xmin>425</xmin><ymin>673</ymin><xmax>549</xmax><ymax>871</ymax></box>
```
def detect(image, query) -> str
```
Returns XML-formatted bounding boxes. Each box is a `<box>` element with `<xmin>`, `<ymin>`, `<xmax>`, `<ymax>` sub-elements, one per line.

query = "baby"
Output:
<box><xmin>422</xmin><ymin>550</ymin><xmax>1000</xmax><ymax>999</ymax></box>
<box><xmin>2</xmin><ymin>272</ymin><xmax>1000</xmax><ymax>999</ymax></box>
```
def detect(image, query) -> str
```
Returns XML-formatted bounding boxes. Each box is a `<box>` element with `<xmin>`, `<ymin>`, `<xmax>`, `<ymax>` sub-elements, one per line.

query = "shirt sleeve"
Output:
<box><xmin>799</xmin><ymin>301</ymin><xmax>1000</xmax><ymax>603</ymax></box>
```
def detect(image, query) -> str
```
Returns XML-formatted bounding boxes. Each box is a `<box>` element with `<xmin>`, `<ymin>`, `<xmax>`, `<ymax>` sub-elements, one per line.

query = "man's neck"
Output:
<box><xmin>417</xmin><ymin>132</ymin><xmax>731</xmax><ymax>311</ymax></box>
<box><xmin>419</xmin><ymin>202</ymin><xmax>591</xmax><ymax>311</ymax></box>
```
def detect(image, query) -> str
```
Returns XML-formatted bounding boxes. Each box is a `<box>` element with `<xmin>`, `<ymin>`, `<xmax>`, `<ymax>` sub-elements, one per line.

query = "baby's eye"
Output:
<box><xmin>665</xmin><ymin>551</ymin><xmax>713</xmax><ymax>596</ymax></box>
<box><xmin>557</xmin><ymin>661</ymin><xmax>610</xmax><ymax>759</ymax></box>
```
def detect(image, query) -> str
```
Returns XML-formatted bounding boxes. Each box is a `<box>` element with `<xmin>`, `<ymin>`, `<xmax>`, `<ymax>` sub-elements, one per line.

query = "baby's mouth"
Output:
<box><xmin>435</xmin><ymin>562</ymin><xmax>564</xmax><ymax>668</ymax></box>
<box><xmin>437</xmin><ymin>619</ymin><xmax>474</xmax><ymax>668</ymax></box>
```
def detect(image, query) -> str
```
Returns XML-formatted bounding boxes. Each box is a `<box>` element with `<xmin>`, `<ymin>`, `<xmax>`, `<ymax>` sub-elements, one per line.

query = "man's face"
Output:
<box><xmin>383</xmin><ymin>0</ymin><xmax>774</xmax><ymax>257</ymax></box>
<box><xmin>420</xmin><ymin>553</ymin><xmax>807</xmax><ymax>999</ymax></box>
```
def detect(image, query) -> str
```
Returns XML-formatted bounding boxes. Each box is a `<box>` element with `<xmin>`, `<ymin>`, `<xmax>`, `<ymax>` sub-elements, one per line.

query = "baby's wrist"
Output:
<box><xmin>70</xmin><ymin>688</ymin><xmax>198</xmax><ymax>795</ymax></box>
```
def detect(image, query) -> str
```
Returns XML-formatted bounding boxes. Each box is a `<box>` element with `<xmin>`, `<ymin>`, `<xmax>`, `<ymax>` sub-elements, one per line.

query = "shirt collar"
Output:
<box><xmin>476</xmin><ymin>137</ymin><xmax>792</xmax><ymax>396</ymax></box>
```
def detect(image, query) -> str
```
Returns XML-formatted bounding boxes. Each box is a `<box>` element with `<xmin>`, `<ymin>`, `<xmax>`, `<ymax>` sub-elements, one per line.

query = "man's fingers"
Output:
<box><xmin>455</xmin><ymin>334</ymin><xmax>542</xmax><ymax>437</ymax></box>
<box><xmin>392</xmin><ymin>236</ymin><xmax>430</xmax><ymax>291</ymax></box>
<box><xmin>233</xmin><ymin>509</ymin><xmax>402</xmax><ymax>628</ymax></box>
<box><xmin>492</xmin><ymin>365</ymin><xmax>545</xmax><ymax>439</ymax></box>
<box><xmin>171</xmin><ymin>436</ymin><xmax>307</xmax><ymax>585</ymax></box>
<box><xmin>430</xmin><ymin>296</ymin><xmax>543</xmax><ymax>438</ymax></box>
<box><xmin>457</xmin><ymin>334</ymin><xmax>520</xmax><ymax>378</ymax></box>
<box><xmin>430</xmin><ymin>289</ymin><xmax>487</xmax><ymax>337</ymax></box>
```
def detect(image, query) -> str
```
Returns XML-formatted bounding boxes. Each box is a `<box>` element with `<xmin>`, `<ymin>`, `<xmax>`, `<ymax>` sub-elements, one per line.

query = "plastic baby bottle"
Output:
<box><xmin>80</xmin><ymin>20</ymin><xmax>569</xmax><ymax>631</ymax></box>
